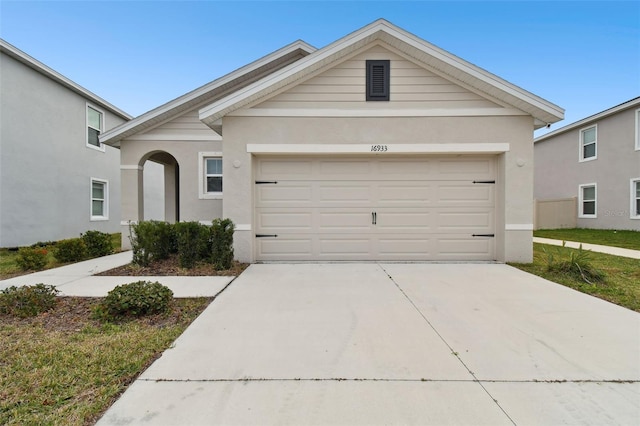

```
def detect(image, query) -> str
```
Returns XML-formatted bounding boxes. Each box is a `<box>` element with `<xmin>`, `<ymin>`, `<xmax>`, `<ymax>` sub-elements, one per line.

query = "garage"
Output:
<box><xmin>254</xmin><ymin>155</ymin><xmax>496</xmax><ymax>261</ymax></box>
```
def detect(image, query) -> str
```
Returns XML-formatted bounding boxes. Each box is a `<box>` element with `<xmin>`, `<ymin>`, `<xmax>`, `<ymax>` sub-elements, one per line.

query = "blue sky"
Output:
<box><xmin>1</xmin><ymin>1</ymin><xmax>638</xmax><ymax>136</ymax></box>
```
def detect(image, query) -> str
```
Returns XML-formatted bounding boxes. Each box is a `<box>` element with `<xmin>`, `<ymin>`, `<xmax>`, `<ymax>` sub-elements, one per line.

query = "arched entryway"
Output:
<box><xmin>140</xmin><ymin>151</ymin><xmax>180</xmax><ymax>223</ymax></box>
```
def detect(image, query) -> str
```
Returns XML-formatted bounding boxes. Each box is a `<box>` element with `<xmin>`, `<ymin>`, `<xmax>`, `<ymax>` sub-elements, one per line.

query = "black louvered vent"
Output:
<box><xmin>366</xmin><ymin>60</ymin><xmax>390</xmax><ymax>101</ymax></box>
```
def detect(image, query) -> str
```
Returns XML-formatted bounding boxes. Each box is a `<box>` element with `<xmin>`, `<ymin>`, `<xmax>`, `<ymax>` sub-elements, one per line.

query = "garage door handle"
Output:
<box><xmin>472</xmin><ymin>180</ymin><xmax>495</xmax><ymax>184</ymax></box>
<box><xmin>472</xmin><ymin>234</ymin><xmax>495</xmax><ymax>237</ymax></box>
<box><xmin>256</xmin><ymin>234</ymin><xmax>278</xmax><ymax>238</ymax></box>
<box><xmin>255</xmin><ymin>181</ymin><xmax>278</xmax><ymax>184</ymax></box>
<box><xmin>372</xmin><ymin>212</ymin><xmax>377</xmax><ymax>225</ymax></box>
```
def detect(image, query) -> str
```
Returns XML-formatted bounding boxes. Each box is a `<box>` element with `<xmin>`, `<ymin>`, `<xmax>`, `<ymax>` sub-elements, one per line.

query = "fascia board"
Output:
<box><xmin>535</xmin><ymin>96</ymin><xmax>640</xmax><ymax>143</ymax></box>
<box><xmin>0</xmin><ymin>39</ymin><xmax>132</xmax><ymax>120</ymax></box>
<box><xmin>100</xmin><ymin>40</ymin><xmax>316</xmax><ymax>145</ymax></box>
<box><xmin>200</xmin><ymin>19</ymin><xmax>564</xmax><ymax>126</ymax></box>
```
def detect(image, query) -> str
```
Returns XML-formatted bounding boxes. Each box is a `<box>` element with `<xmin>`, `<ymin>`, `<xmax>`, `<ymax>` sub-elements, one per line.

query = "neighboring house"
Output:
<box><xmin>534</xmin><ymin>97</ymin><xmax>640</xmax><ymax>231</ymax></box>
<box><xmin>0</xmin><ymin>39</ymin><xmax>163</xmax><ymax>247</ymax></box>
<box><xmin>102</xmin><ymin>19</ymin><xmax>563</xmax><ymax>263</ymax></box>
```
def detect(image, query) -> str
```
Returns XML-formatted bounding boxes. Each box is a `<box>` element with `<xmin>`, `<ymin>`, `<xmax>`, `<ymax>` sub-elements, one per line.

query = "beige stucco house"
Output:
<box><xmin>534</xmin><ymin>97</ymin><xmax>640</xmax><ymax>231</ymax></box>
<box><xmin>101</xmin><ymin>20</ymin><xmax>564</xmax><ymax>263</ymax></box>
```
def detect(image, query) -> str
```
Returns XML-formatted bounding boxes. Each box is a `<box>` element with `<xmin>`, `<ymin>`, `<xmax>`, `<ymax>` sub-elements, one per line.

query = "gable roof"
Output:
<box><xmin>101</xmin><ymin>40</ymin><xmax>316</xmax><ymax>146</ymax></box>
<box><xmin>0</xmin><ymin>38</ymin><xmax>132</xmax><ymax>120</ymax></box>
<box><xmin>534</xmin><ymin>96</ymin><xmax>640</xmax><ymax>143</ymax></box>
<box><xmin>199</xmin><ymin>19</ymin><xmax>564</xmax><ymax>129</ymax></box>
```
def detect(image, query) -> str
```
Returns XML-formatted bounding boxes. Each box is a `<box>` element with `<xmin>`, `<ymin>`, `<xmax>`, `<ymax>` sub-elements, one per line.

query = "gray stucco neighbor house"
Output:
<box><xmin>0</xmin><ymin>39</ymin><xmax>164</xmax><ymax>247</ymax></box>
<box><xmin>534</xmin><ymin>97</ymin><xmax>640</xmax><ymax>231</ymax></box>
<box><xmin>101</xmin><ymin>19</ymin><xmax>564</xmax><ymax>263</ymax></box>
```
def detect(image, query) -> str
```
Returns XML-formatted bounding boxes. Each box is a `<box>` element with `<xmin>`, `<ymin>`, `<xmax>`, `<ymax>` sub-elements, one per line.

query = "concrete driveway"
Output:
<box><xmin>97</xmin><ymin>264</ymin><xmax>640</xmax><ymax>425</ymax></box>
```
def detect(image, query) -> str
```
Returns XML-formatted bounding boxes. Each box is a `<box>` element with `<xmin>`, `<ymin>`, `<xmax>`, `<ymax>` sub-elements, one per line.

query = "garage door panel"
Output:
<box><xmin>255</xmin><ymin>156</ymin><xmax>496</xmax><ymax>261</ymax></box>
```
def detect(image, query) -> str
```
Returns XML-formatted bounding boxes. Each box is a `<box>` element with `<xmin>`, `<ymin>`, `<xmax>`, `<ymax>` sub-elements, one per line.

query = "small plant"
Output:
<box><xmin>93</xmin><ymin>280</ymin><xmax>174</xmax><ymax>320</ymax></box>
<box><xmin>210</xmin><ymin>218</ymin><xmax>235</xmax><ymax>270</ymax></box>
<box><xmin>543</xmin><ymin>243</ymin><xmax>605</xmax><ymax>284</ymax></box>
<box><xmin>15</xmin><ymin>247</ymin><xmax>49</xmax><ymax>271</ymax></box>
<box><xmin>82</xmin><ymin>230</ymin><xmax>114</xmax><ymax>258</ymax></box>
<box><xmin>174</xmin><ymin>221</ymin><xmax>210</xmax><ymax>268</ymax></box>
<box><xmin>54</xmin><ymin>238</ymin><xmax>88</xmax><ymax>263</ymax></box>
<box><xmin>0</xmin><ymin>284</ymin><xmax>59</xmax><ymax>317</ymax></box>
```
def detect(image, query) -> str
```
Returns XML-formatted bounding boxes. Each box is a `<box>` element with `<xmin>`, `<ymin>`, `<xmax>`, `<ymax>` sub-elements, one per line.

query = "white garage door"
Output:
<box><xmin>255</xmin><ymin>156</ymin><xmax>496</xmax><ymax>261</ymax></box>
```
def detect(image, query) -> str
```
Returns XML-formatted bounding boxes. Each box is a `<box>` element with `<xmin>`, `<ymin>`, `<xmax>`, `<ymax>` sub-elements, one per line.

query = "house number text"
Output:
<box><xmin>370</xmin><ymin>145</ymin><xmax>388</xmax><ymax>152</ymax></box>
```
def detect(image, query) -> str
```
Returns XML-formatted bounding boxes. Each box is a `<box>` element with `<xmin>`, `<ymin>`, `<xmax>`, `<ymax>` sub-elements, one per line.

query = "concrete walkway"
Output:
<box><xmin>0</xmin><ymin>251</ymin><xmax>234</xmax><ymax>297</ymax></box>
<box><xmin>97</xmin><ymin>263</ymin><xmax>640</xmax><ymax>426</ymax></box>
<box><xmin>533</xmin><ymin>237</ymin><xmax>640</xmax><ymax>259</ymax></box>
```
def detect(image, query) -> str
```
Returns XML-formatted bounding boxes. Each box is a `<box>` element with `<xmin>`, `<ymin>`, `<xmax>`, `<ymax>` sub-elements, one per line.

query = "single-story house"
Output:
<box><xmin>101</xmin><ymin>19</ymin><xmax>564</xmax><ymax>263</ymax></box>
<box><xmin>534</xmin><ymin>97</ymin><xmax>640</xmax><ymax>230</ymax></box>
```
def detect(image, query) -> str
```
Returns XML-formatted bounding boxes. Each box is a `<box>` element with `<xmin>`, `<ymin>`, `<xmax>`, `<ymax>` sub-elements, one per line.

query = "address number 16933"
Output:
<box><xmin>370</xmin><ymin>145</ymin><xmax>388</xmax><ymax>152</ymax></box>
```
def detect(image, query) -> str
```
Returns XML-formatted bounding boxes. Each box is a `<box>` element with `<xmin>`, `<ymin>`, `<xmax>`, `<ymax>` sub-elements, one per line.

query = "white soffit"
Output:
<box><xmin>199</xmin><ymin>19</ymin><xmax>564</xmax><ymax>127</ymax></box>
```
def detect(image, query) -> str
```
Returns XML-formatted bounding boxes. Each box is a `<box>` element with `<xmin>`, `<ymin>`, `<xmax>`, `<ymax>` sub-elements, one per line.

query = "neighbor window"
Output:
<box><xmin>635</xmin><ymin>109</ymin><xmax>640</xmax><ymax>150</ymax></box>
<box><xmin>91</xmin><ymin>178</ymin><xmax>108</xmax><ymax>220</ymax></box>
<box><xmin>366</xmin><ymin>60</ymin><xmax>390</xmax><ymax>101</ymax></box>
<box><xmin>579</xmin><ymin>125</ymin><xmax>597</xmax><ymax>161</ymax></box>
<box><xmin>87</xmin><ymin>105</ymin><xmax>104</xmax><ymax>150</ymax></box>
<box><xmin>579</xmin><ymin>183</ymin><xmax>597</xmax><ymax>218</ymax></box>
<box><xmin>632</xmin><ymin>178</ymin><xmax>640</xmax><ymax>219</ymax></box>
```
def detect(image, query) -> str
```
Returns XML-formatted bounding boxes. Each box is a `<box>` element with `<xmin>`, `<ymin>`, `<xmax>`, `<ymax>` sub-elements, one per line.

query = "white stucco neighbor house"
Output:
<box><xmin>101</xmin><ymin>19</ymin><xmax>564</xmax><ymax>263</ymax></box>
<box><xmin>534</xmin><ymin>97</ymin><xmax>640</xmax><ymax>231</ymax></box>
<box><xmin>0</xmin><ymin>39</ymin><xmax>164</xmax><ymax>247</ymax></box>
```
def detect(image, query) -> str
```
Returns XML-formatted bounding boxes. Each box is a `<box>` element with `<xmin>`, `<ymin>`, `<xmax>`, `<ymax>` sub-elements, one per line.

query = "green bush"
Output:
<box><xmin>210</xmin><ymin>218</ymin><xmax>235</xmax><ymax>270</ymax></box>
<box><xmin>543</xmin><ymin>243</ymin><xmax>605</xmax><ymax>284</ymax></box>
<box><xmin>130</xmin><ymin>221</ymin><xmax>176</xmax><ymax>266</ymax></box>
<box><xmin>174</xmin><ymin>221</ymin><xmax>210</xmax><ymax>268</ymax></box>
<box><xmin>93</xmin><ymin>281</ymin><xmax>173</xmax><ymax>320</ymax></box>
<box><xmin>82</xmin><ymin>230</ymin><xmax>114</xmax><ymax>258</ymax></box>
<box><xmin>54</xmin><ymin>238</ymin><xmax>88</xmax><ymax>263</ymax></box>
<box><xmin>16</xmin><ymin>247</ymin><xmax>49</xmax><ymax>271</ymax></box>
<box><xmin>0</xmin><ymin>284</ymin><xmax>59</xmax><ymax>317</ymax></box>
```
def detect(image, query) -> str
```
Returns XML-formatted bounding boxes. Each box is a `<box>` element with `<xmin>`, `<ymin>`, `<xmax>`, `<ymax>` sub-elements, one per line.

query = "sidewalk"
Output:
<box><xmin>0</xmin><ymin>251</ymin><xmax>235</xmax><ymax>297</ymax></box>
<box><xmin>533</xmin><ymin>237</ymin><xmax>640</xmax><ymax>260</ymax></box>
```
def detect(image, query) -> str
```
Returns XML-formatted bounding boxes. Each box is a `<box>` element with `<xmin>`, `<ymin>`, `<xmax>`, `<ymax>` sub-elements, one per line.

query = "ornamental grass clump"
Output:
<box><xmin>543</xmin><ymin>243</ymin><xmax>605</xmax><ymax>285</ymax></box>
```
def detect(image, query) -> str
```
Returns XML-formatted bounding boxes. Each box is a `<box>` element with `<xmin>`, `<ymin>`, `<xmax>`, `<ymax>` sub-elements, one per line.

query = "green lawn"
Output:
<box><xmin>0</xmin><ymin>233</ymin><xmax>122</xmax><ymax>280</ymax></box>
<box><xmin>511</xmin><ymin>243</ymin><xmax>640</xmax><ymax>312</ymax></box>
<box><xmin>0</xmin><ymin>297</ymin><xmax>211</xmax><ymax>426</ymax></box>
<box><xmin>534</xmin><ymin>228</ymin><xmax>640</xmax><ymax>251</ymax></box>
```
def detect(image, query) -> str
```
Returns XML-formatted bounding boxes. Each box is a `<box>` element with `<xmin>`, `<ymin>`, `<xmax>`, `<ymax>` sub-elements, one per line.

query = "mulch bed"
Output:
<box><xmin>96</xmin><ymin>254</ymin><xmax>249</xmax><ymax>277</ymax></box>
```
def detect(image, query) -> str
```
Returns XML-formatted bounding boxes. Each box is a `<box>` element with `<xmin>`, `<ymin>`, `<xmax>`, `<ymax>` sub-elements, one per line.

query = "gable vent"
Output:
<box><xmin>366</xmin><ymin>60</ymin><xmax>390</xmax><ymax>101</ymax></box>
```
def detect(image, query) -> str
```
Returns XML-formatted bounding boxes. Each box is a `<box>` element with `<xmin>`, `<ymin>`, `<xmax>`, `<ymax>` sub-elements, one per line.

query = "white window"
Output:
<box><xmin>635</xmin><ymin>109</ymin><xmax>640</xmax><ymax>151</ymax></box>
<box><xmin>631</xmin><ymin>178</ymin><xmax>640</xmax><ymax>219</ymax></box>
<box><xmin>198</xmin><ymin>152</ymin><xmax>223</xmax><ymax>199</ymax></box>
<box><xmin>579</xmin><ymin>183</ymin><xmax>597</xmax><ymax>218</ymax></box>
<box><xmin>91</xmin><ymin>178</ymin><xmax>108</xmax><ymax>220</ymax></box>
<box><xmin>579</xmin><ymin>125</ymin><xmax>597</xmax><ymax>161</ymax></box>
<box><xmin>87</xmin><ymin>105</ymin><xmax>104</xmax><ymax>151</ymax></box>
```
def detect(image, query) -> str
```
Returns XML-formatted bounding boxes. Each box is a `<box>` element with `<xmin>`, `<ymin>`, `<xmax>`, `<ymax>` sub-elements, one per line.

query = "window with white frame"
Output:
<box><xmin>87</xmin><ymin>105</ymin><xmax>104</xmax><ymax>150</ymax></box>
<box><xmin>579</xmin><ymin>183</ymin><xmax>597</xmax><ymax>218</ymax></box>
<box><xmin>197</xmin><ymin>151</ymin><xmax>223</xmax><ymax>200</ymax></box>
<box><xmin>635</xmin><ymin>109</ymin><xmax>640</xmax><ymax>150</ymax></box>
<box><xmin>91</xmin><ymin>178</ymin><xmax>108</xmax><ymax>220</ymax></box>
<box><xmin>632</xmin><ymin>178</ymin><xmax>640</xmax><ymax>219</ymax></box>
<box><xmin>579</xmin><ymin>125</ymin><xmax>597</xmax><ymax>161</ymax></box>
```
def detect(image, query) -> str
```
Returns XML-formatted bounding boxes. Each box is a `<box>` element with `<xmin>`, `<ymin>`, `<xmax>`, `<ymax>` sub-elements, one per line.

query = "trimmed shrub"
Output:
<box><xmin>174</xmin><ymin>221</ymin><xmax>210</xmax><ymax>268</ymax></box>
<box><xmin>82</xmin><ymin>230</ymin><xmax>114</xmax><ymax>258</ymax></box>
<box><xmin>16</xmin><ymin>247</ymin><xmax>49</xmax><ymax>271</ymax></box>
<box><xmin>210</xmin><ymin>218</ymin><xmax>235</xmax><ymax>270</ymax></box>
<box><xmin>93</xmin><ymin>281</ymin><xmax>173</xmax><ymax>320</ymax></box>
<box><xmin>54</xmin><ymin>238</ymin><xmax>88</xmax><ymax>263</ymax></box>
<box><xmin>130</xmin><ymin>221</ymin><xmax>176</xmax><ymax>266</ymax></box>
<box><xmin>0</xmin><ymin>284</ymin><xmax>59</xmax><ymax>317</ymax></box>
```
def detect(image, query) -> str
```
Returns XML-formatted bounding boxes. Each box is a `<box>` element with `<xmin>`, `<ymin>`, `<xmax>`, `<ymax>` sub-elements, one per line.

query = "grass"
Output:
<box><xmin>0</xmin><ymin>233</ymin><xmax>122</xmax><ymax>280</ymax></box>
<box><xmin>0</xmin><ymin>297</ymin><xmax>211</xmax><ymax>426</ymax></box>
<box><xmin>511</xmin><ymin>243</ymin><xmax>640</xmax><ymax>312</ymax></box>
<box><xmin>534</xmin><ymin>228</ymin><xmax>640</xmax><ymax>251</ymax></box>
